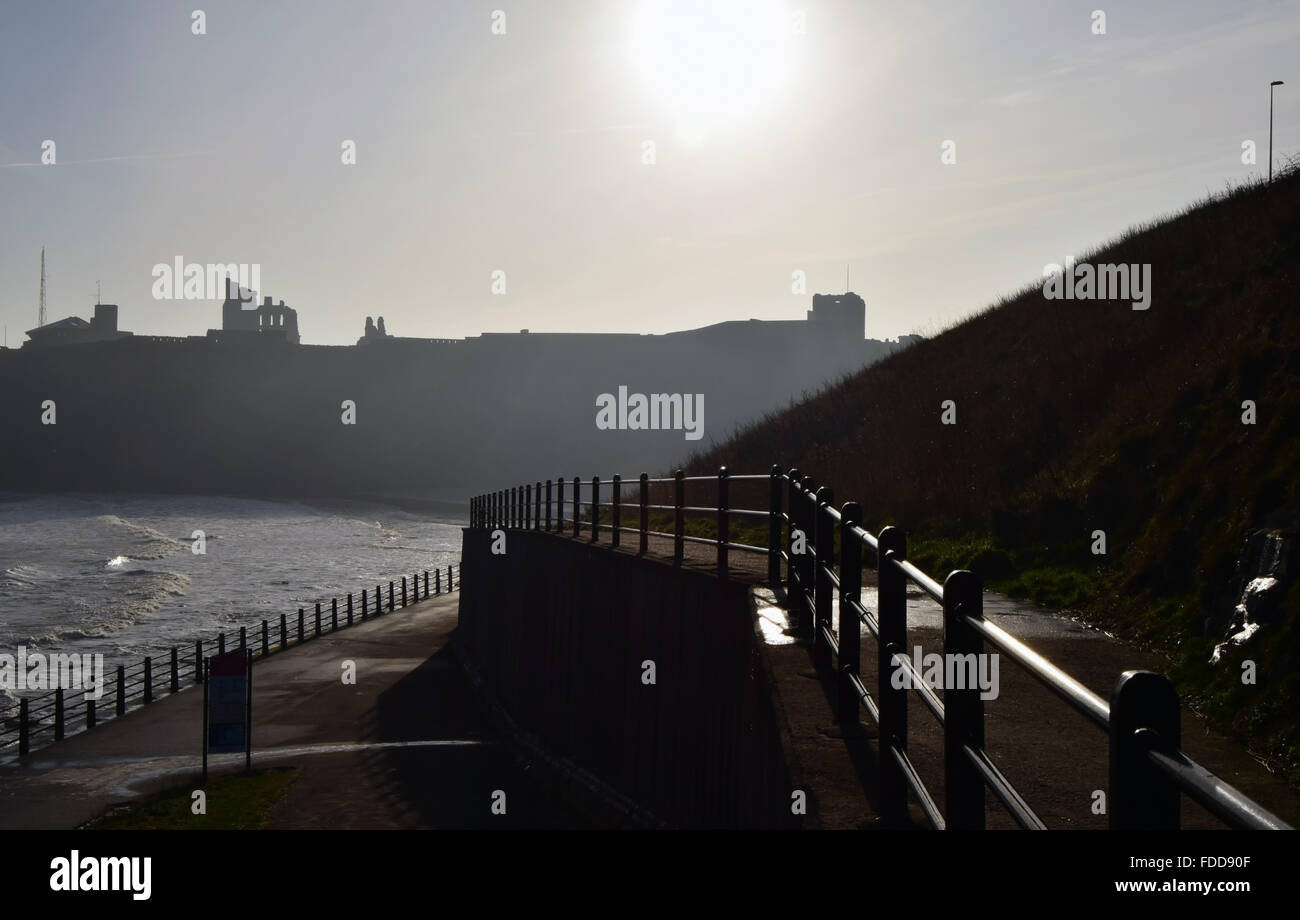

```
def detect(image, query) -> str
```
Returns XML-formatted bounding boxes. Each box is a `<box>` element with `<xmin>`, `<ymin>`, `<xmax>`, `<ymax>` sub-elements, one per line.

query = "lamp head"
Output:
<box><xmin>1272</xmin><ymin>80</ymin><xmax>1285</xmax><ymax>86</ymax></box>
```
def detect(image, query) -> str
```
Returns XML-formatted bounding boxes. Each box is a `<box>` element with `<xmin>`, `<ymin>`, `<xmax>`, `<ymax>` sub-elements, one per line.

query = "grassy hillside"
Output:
<box><xmin>683</xmin><ymin>162</ymin><xmax>1300</xmax><ymax>779</ymax></box>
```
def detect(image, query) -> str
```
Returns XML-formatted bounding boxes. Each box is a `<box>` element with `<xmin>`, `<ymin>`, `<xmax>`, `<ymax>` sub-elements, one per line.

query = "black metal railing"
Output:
<box><xmin>470</xmin><ymin>468</ymin><xmax>1290</xmax><ymax>831</ymax></box>
<box><xmin>0</xmin><ymin>564</ymin><xmax>460</xmax><ymax>761</ymax></box>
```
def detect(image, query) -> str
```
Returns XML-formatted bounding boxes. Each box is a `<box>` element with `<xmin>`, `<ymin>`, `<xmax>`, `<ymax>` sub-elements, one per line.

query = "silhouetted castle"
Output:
<box><xmin>210</xmin><ymin>277</ymin><xmax>300</xmax><ymax>344</ymax></box>
<box><xmin>5</xmin><ymin>284</ymin><xmax>923</xmax><ymax>496</ymax></box>
<box><xmin>22</xmin><ymin>283</ymin><xmax>919</xmax><ymax>359</ymax></box>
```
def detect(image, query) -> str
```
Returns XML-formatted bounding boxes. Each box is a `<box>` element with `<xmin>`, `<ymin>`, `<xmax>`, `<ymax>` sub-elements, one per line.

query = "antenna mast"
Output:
<box><xmin>38</xmin><ymin>247</ymin><xmax>47</xmax><ymax>327</ymax></box>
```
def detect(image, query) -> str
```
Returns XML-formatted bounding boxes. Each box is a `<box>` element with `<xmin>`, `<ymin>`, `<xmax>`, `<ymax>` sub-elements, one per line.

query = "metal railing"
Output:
<box><xmin>470</xmin><ymin>468</ymin><xmax>1290</xmax><ymax>831</ymax></box>
<box><xmin>0</xmin><ymin>564</ymin><xmax>460</xmax><ymax>761</ymax></box>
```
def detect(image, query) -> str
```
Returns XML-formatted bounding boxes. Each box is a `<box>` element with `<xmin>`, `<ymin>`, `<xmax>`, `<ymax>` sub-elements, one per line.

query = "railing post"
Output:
<box><xmin>511</xmin><ymin>486</ymin><xmax>517</xmax><ymax>529</ymax></box>
<box><xmin>262</xmin><ymin>620</ymin><xmax>269</xmax><ymax>656</ymax></box>
<box><xmin>423</xmin><ymin>572</ymin><xmax>429</xmax><ymax>599</ymax></box>
<box><xmin>171</xmin><ymin>646</ymin><xmax>180</xmax><ymax>693</ymax></box>
<box><xmin>591</xmin><ymin>476</ymin><xmax>600</xmax><ymax>543</ymax></box>
<box><xmin>717</xmin><ymin>466</ymin><xmax>729</xmax><ymax>577</ymax></box>
<box><xmin>448</xmin><ymin>565</ymin><xmax>453</xmax><ymax>589</ymax></box>
<box><xmin>116</xmin><ymin>665</ymin><xmax>127</xmax><ymax>715</ymax></box>
<box><xmin>838</xmin><ymin>502</ymin><xmax>862</xmax><ymax>723</ymax></box>
<box><xmin>54</xmin><ymin>688</ymin><xmax>65</xmax><ymax>740</ymax></box>
<box><xmin>813</xmin><ymin>487</ymin><xmax>834</xmax><ymax>668</ymax></box>
<box><xmin>315</xmin><ymin>602</ymin><xmax>322</xmax><ymax>637</ymax></box>
<box><xmin>361</xmin><ymin>588</ymin><xmax>368</xmax><ymax>618</ymax></box>
<box><xmin>526</xmin><ymin>484</ymin><xmax>532</xmax><ymax>529</ymax></box>
<box><xmin>797</xmin><ymin>477</ymin><xmax>817</xmax><ymax>639</ymax></box>
<box><xmin>786</xmin><ymin>468</ymin><xmax>802</xmax><ymax>591</ymax></box>
<box><xmin>943</xmin><ymin>569</ymin><xmax>986</xmax><ymax>830</ymax></box>
<box><xmin>388</xmin><ymin>581</ymin><xmax>395</xmax><ymax>611</ymax></box>
<box><xmin>195</xmin><ymin>640</ymin><xmax>204</xmax><ymax>683</ymax></box>
<box><xmin>435</xmin><ymin>570</ymin><xmax>441</xmax><ymax>594</ymax></box>
<box><xmin>877</xmin><ymin>525</ymin><xmax>909</xmax><ymax>818</ymax></box>
<box><xmin>348</xmin><ymin>593</ymin><xmax>355</xmax><ymax>624</ymax></box>
<box><xmin>546</xmin><ymin>479</ymin><xmax>553</xmax><ymax>531</ymax></box>
<box><xmin>218</xmin><ymin>632</ymin><xmax>226</xmax><ymax>655</ymax></box>
<box><xmin>673</xmin><ymin>469</ymin><xmax>685</xmax><ymax>565</ymax></box>
<box><xmin>639</xmin><ymin>473</ymin><xmax>649</xmax><ymax>554</ymax></box>
<box><xmin>143</xmin><ymin>658</ymin><xmax>152</xmax><ymax>704</ymax></box>
<box><xmin>1110</xmin><ymin>670</ymin><xmax>1181</xmax><ymax>830</ymax></box>
<box><xmin>18</xmin><ymin>698</ymin><xmax>29</xmax><ymax>755</ymax></box>
<box><xmin>239</xmin><ymin>626</ymin><xmax>247</xmax><ymax>651</ymax></box>
<box><xmin>612</xmin><ymin>474</ymin><xmax>621</xmax><ymax>548</ymax></box>
<box><xmin>572</xmin><ymin>476</ymin><xmax>581</xmax><ymax>537</ymax></box>
<box><xmin>280</xmin><ymin>614</ymin><xmax>287</xmax><ymax>651</ymax></box>
<box><xmin>298</xmin><ymin>608</ymin><xmax>305</xmax><ymax>642</ymax></box>
<box><xmin>402</xmin><ymin>576</ymin><xmax>408</xmax><ymax>608</ymax></box>
<box><xmin>87</xmin><ymin>698</ymin><xmax>96</xmax><ymax>730</ymax></box>
<box><xmin>332</xmin><ymin>597</ymin><xmax>339</xmax><ymax>630</ymax></box>
<box><xmin>557</xmin><ymin>476</ymin><xmax>565</xmax><ymax>532</ymax></box>
<box><xmin>768</xmin><ymin>465</ymin><xmax>783</xmax><ymax>586</ymax></box>
<box><xmin>535</xmin><ymin>481</ymin><xmax>541</xmax><ymax>530</ymax></box>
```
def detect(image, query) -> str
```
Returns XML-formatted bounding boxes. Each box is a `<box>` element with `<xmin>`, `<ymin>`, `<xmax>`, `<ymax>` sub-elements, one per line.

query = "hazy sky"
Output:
<box><xmin>1</xmin><ymin>0</ymin><xmax>1296</xmax><ymax>345</ymax></box>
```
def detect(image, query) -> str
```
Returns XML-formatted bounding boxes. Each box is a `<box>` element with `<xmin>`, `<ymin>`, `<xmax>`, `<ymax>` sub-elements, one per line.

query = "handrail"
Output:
<box><xmin>469</xmin><ymin>466</ymin><xmax>1291</xmax><ymax>832</ymax></box>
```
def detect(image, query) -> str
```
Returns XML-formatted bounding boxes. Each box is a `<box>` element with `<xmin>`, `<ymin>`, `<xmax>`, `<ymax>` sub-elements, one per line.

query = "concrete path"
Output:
<box><xmin>0</xmin><ymin>594</ymin><xmax>586</xmax><ymax>829</ymax></box>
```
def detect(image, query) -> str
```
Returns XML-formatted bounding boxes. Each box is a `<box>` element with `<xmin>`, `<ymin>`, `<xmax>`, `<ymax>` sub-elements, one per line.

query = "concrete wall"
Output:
<box><xmin>456</xmin><ymin>528</ymin><xmax>798</xmax><ymax>828</ymax></box>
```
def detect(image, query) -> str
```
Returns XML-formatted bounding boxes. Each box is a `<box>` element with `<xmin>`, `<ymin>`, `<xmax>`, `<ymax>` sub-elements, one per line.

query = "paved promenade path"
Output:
<box><xmin>0</xmin><ymin>594</ymin><xmax>586</xmax><ymax>829</ymax></box>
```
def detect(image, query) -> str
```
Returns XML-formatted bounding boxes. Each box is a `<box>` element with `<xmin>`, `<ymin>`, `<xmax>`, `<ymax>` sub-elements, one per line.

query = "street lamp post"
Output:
<box><xmin>1270</xmin><ymin>80</ymin><xmax>1284</xmax><ymax>183</ymax></box>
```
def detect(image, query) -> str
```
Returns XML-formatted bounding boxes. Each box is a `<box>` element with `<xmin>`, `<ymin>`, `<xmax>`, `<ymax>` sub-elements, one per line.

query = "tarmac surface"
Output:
<box><xmin>0</xmin><ymin>593</ymin><xmax>586</xmax><ymax>829</ymax></box>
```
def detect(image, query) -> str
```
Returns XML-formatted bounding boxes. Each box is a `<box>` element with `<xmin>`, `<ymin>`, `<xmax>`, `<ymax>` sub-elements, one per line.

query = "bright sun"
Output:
<box><xmin>630</xmin><ymin>0</ymin><xmax>793</xmax><ymax>145</ymax></box>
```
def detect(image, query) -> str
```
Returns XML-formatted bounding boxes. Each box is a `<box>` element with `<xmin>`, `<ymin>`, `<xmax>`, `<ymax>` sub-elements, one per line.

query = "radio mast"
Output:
<box><xmin>38</xmin><ymin>247</ymin><xmax>47</xmax><ymax>327</ymax></box>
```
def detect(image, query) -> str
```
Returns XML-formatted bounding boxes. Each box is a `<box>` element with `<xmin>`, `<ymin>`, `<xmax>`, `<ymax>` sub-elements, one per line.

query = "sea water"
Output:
<box><xmin>0</xmin><ymin>491</ymin><xmax>464</xmax><ymax>707</ymax></box>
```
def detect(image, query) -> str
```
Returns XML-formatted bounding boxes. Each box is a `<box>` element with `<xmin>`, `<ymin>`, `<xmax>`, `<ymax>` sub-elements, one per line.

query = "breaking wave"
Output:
<box><xmin>94</xmin><ymin>515</ymin><xmax>185</xmax><ymax>561</ymax></box>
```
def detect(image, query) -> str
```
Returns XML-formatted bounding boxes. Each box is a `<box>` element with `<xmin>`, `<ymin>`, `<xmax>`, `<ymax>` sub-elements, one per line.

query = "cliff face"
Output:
<box><xmin>0</xmin><ymin>324</ymin><xmax>906</xmax><ymax>499</ymax></box>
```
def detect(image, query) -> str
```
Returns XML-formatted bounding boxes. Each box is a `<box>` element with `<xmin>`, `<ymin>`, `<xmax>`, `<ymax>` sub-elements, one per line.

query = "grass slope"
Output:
<box><xmin>683</xmin><ymin>163</ymin><xmax>1300</xmax><ymax>779</ymax></box>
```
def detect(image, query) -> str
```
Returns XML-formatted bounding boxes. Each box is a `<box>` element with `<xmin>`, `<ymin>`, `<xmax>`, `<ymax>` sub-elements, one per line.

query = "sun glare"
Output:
<box><xmin>630</xmin><ymin>0</ymin><xmax>793</xmax><ymax>145</ymax></box>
